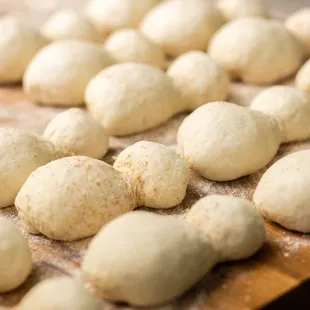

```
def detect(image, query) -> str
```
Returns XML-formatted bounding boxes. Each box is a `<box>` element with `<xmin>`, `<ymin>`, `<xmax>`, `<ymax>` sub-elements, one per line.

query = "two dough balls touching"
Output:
<box><xmin>296</xmin><ymin>59</ymin><xmax>310</xmax><ymax>94</ymax></box>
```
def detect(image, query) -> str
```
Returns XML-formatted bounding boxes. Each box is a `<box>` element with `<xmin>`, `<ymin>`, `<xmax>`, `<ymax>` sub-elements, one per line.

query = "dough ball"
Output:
<box><xmin>177</xmin><ymin>102</ymin><xmax>282</xmax><ymax>181</ymax></box>
<box><xmin>15</xmin><ymin>156</ymin><xmax>135</xmax><ymax>241</ymax></box>
<box><xmin>208</xmin><ymin>18</ymin><xmax>304</xmax><ymax>84</ymax></box>
<box><xmin>0</xmin><ymin>216</ymin><xmax>32</xmax><ymax>293</ymax></box>
<box><xmin>254</xmin><ymin>150</ymin><xmax>310</xmax><ymax>233</ymax></box>
<box><xmin>43</xmin><ymin>108</ymin><xmax>109</xmax><ymax>159</ymax></box>
<box><xmin>0</xmin><ymin>128</ymin><xmax>61</xmax><ymax>208</ymax></box>
<box><xmin>85</xmin><ymin>63</ymin><xmax>183</xmax><ymax>136</ymax></box>
<box><xmin>82</xmin><ymin>211</ymin><xmax>216</xmax><ymax>306</ymax></box>
<box><xmin>167</xmin><ymin>51</ymin><xmax>230</xmax><ymax>110</ymax></box>
<box><xmin>86</xmin><ymin>0</ymin><xmax>159</xmax><ymax>34</ymax></box>
<box><xmin>140</xmin><ymin>0</ymin><xmax>224</xmax><ymax>57</ymax></box>
<box><xmin>251</xmin><ymin>86</ymin><xmax>310</xmax><ymax>143</ymax></box>
<box><xmin>114</xmin><ymin>141</ymin><xmax>189</xmax><ymax>209</ymax></box>
<box><xmin>296</xmin><ymin>59</ymin><xmax>310</xmax><ymax>94</ymax></box>
<box><xmin>23</xmin><ymin>40</ymin><xmax>112</xmax><ymax>106</ymax></box>
<box><xmin>18</xmin><ymin>277</ymin><xmax>100</xmax><ymax>310</ymax></box>
<box><xmin>104</xmin><ymin>29</ymin><xmax>165</xmax><ymax>68</ymax></box>
<box><xmin>186</xmin><ymin>195</ymin><xmax>265</xmax><ymax>261</ymax></box>
<box><xmin>41</xmin><ymin>9</ymin><xmax>105</xmax><ymax>43</ymax></box>
<box><xmin>0</xmin><ymin>16</ymin><xmax>47</xmax><ymax>83</ymax></box>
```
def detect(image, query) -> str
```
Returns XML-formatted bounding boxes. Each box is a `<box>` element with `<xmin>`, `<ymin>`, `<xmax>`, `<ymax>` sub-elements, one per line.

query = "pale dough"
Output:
<box><xmin>296</xmin><ymin>59</ymin><xmax>310</xmax><ymax>94</ymax></box>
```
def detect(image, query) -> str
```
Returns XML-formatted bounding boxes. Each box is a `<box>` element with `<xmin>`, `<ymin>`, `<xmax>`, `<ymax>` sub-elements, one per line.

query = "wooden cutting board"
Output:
<box><xmin>0</xmin><ymin>1</ymin><xmax>310</xmax><ymax>309</ymax></box>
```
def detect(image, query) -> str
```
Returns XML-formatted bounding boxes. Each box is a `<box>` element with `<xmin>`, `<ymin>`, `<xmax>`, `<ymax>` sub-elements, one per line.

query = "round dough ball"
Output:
<box><xmin>140</xmin><ymin>0</ymin><xmax>224</xmax><ymax>57</ymax></box>
<box><xmin>0</xmin><ymin>216</ymin><xmax>32</xmax><ymax>293</ymax></box>
<box><xmin>86</xmin><ymin>0</ymin><xmax>159</xmax><ymax>34</ymax></box>
<box><xmin>15</xmin><ymin>156</ymin><xmax>135</xmax><ymax>241</ymax></box>
<box><xmin>104</xmin><ymin>29</ymin><xmax>165</xmax><ymax>68</ymax></box>
<box><xmin>167</xmin><ymin>51</ymin><xmax>230</xmax><ymax>110</ymax></box>
<box><xmin>177</xmin><ymin>102</ymin><xmax>282</xmax><ymax>181</ymax></box>
<box><xmin>82</xmin><ymin>211</ymin><xmax>216</xmax><ymax>306</ymax></box>
<box><xmin>296</xmin><ymin>59</ymin><xmax>310</xmax><ymax>94</ymax></box>
<box><xmin>251</xmin><ymin>86</ymin><xmax>310</xmax><ymax>143</ymax></box>
<box><xmin>43</xmin><ymin>108</ymin><xmax>109</xmax><ymax>159</ymax></box>
<box><xmin>85</xmin><ymin>63</ymin><xmax>183</xmax><ymax>136</ymax></box>
<box><xmin>0</xmin><ymin>16</ymin><xmax>47</xmax><ymax>83</ymax></box>
<box><xmin>18</xmin><ymin>277</ymin><xmax>100</xmax><ymax>310</ymax></box>
<box><xmin>23</xmin><ymin>40</ymin><xmax>112</xmax><ymax>106</ymax></box>
<box><xmin>41</xmin><ymin>9</ymin><xmax>105</xmax><ymax>43</ymax></box>
<box><xmin>114</xmin><ymin>141</ymin><xmax>189</xmax><ymax>209</ymax></box>
<box><xmin>254</xmin><ymin>150</ymin><xmax>310</xmax><ymax>233</ymax></box>
<box><xmin>0</xmin><ymin>128</ymin><xmax>61</xmax><ymax>208</ymax></box>
<box><xmin>186</xmin><ymin>195</ymin><xmax>265</xmax><ymax>261</ymax></box>
<box><xmin>208</xmin><ymin>18</ymin><xmax>304</xmax><ymax>84</ymax></box>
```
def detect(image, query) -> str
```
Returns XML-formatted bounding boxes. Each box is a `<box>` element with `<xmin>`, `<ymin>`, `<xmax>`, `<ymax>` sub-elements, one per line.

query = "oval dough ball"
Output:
<box><xmin>140</xmin><ymin>0</ymin><xmax>224</xmax><ymax>57</ymax></box>
<box><xmin>186</xmin><ymin>195</ymin><xmax>265</xmax><ymax>261</ymax></box>
<box><xmin>43</xmin><ymin>108</ymin><xmax>109</xmax><ymax>159</ymax></box>
<box><xmin>0</xmin><ymin>128</ymin><xmax>60</xmax><ymax>208</ymax></box>
<box><xmin>114</xmin><ymin>141</ymin><xmax>189</xmax><ymax>209</ymax></box>
<box><xmin>177</xmin><ymin>102</ymin><xmax>282</xmax><ymax>181</ymax></box>
<box><xmin>167</xmin><ymin>51</ymin><xmax>230</xmax><ymax>110</ymax></box>
<box><xmin>0</xmin><ymin>216</ymin><xmax>32</xmax><ymax>293</ymax></box>
<box><xmin>0</xmin><ymin>16</ymin><xmax>47</xmax><ymax>83</ymax></box>
<box><xmin>18</xmin><ymin>277</ymin><xmax>100</xmax><ymax>310</ymax></box>
<box><xmin>15</xmin><ymin>156</ymin><xmax>135</xmax><ymax>241</ymax></box>
<box><xmin>296</xmin><ymin>59</ymin><xmax>310</xmax><ymax>94</ymax></box>
<box><xmin>23</xmin><ymin>40</ymin><xmax>112</xmax><ymax>106</ymax></box>
<box><xmin>86</xmin><ymin>0</ymin><xmax>159</xmax><ymax>34</ymax></box>
<box><xmin>41</xmin><ymin>9</ymin><xmax>105</xmax><ymax>43</ymax></box>
<box><xmin>251</xmin><ymin>86</ymin><xmax>310</xmax><ymax>143</ymax></box>
<box><xmin>254</xmin><ymin>150</ymin><xmax>310</xmax><ymax>233</ymax></box>
<box><xmin>85</xmin><ymin>63</ymin><xmax>183</xmax><ymax>136</ymax></box>
<box><xmin>82</xmin><ymin>211</ymin><xmax>216</xmax><ymax>306</ymax></box>
<box><xmin>208</xmin><ymin>18</ymin><xmax>304</xmax><ymax>84</ymax></box>
<box><xmin>104</xmin><ymin>29</ymin><xmax>165</xmax><ymax>68</ymax></box>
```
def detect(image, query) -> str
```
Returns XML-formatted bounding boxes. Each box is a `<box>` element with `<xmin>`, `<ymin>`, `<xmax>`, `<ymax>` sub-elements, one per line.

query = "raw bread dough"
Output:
<box><xmin>114</xmin><ymin>141</ymin><xmax>189</xmax><ymax>208</ymax></box>
<box><xmin>253</xmin><ymin>150</ymin><xmax>310</xmax><ymax>233</ymax></box>
<box><xmin>140</xmin><ymin>0</ymin><xmax>224</xmax><ymax>57</ymax></box>
<box><xmin>208</xmin><ymin>18</ymin><xmax>304</xmax><ymax>84</ymax></box>
<box><xmin>0</xmin><ymin>16</ymin><xmax>47</xmax><ymax>83</ymax></box>
<box><xmin>104</xmin><ymin>29</ymin><xmax>165</xmax><ymax>68</ymax></box>
<box><xmin>15</xmin><ymin>156</ymin><xmax>135</xmax><ymax>241</ymax></box>
<box><xmin>0</xmin><ymin>127</ymin><xmax>60</xmax><ymax>208</ymax></box>
<box><xmin>85</xmin><ymin>63</ymin><xmax>184</xmax><ymax>136</ymax></box>
<box><xmin>251</xmin><ymin>85</ymin><xmax>310</xmax><ymax>143</ymax></box>
<box><xmin>186</xmin><ymin>195</ymin><xmax>265</xmax><ymax>261</ymax></box>
<box><xmin>82</xmin><ymin>211</ymin><xmax>217</xmax><ymax>306</ymax></box>
<box><xmin>0</xmin><ymin>216</ymin><xmax>32</xmax><ymax>293</ymax></box>
<box><xmin>167</xmin><ymin>51</ymin><xmax>230</xmax><ymax>110</ymax></box>
<box><xmin>43</xmin><ymin>108</ymin><xmax>109</xmax><ymax>159</ymax></box>
<box><xmin>296</xmin><ymin>59</ymin><xmax>310</xmax><ymax>94</ymax></box>
<box><xmin>177</xmin><ymin>101</ymin><xmax>282</xmax><ymax>181</ymax></box>
<box><xmin>23</xmin><ymin>40</ymin><xmax>112</xmax><ymax>106</ymax></box>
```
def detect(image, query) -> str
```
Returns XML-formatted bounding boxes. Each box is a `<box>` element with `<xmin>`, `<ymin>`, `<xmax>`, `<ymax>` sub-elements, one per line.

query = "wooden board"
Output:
<box><xmin>0</xmin><ymin>1</ymin><xmax>310</xmax><ymax>309</ymax></box>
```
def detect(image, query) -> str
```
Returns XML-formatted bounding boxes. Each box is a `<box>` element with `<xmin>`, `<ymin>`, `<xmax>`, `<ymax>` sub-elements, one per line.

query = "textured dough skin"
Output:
<box><xmin>0</xmin><ymin>217</ymin><xmax>32</xmax><ymax>293</ymax></box>
<box><xmin>296</xmin><ymin>59</ymin><xmax>310</xmax><ymax>94</ymax></box>
<box><xmin>18</xmin><ymin>277</ymin><xmax>101</xmax><ymax>310</ymax></box>
<box><xmin>167</xmin><ymin>51</ymin><xmax>230</xmax><ymax>110</ymax></box>
<box><xmin>114</xmin><ymin>141</ymin><xmax>190</xmax><ymax>209</ymax></box>
<box><xmin>177</xmin><ymin>102</ymin><xmax>282</xmax><ymax>181</ymax></box>
<box><xmin>251</xmin><ymin>86</ymin><xmax>310</xmax><ymax>143</ymax></box>
<box><xmin>208</xmin><ymin>18</ymin><xmax>304</xmax><ymax>84</ymax></box>
<box><xmin>85</xmin><ymin>63</ymin><xmax>184</xmax><ymax>136</ymax></box>
<box><xmin>253</xmin><ymin>150</ymin><xmax>310</xmax><ymax>233</ymax></box>
<box><xmin>15</xmin><ymin>156</ymin><xmax>136</xmax><ymax>241</ymax></box>
<box><xmin>0</xmin><ymin>128</ymin><xmax>61</xmax><ymax>209</ymax></box>
<box><xmin>0</xmin><ymin>16</ymin><xmax>47</xmax><ymax>83</ymax></box>
<box><xmin>104</xmin><ymin>29</ymin><xmax>165</xmax><ymax>68</ymax></box>
<box><xmin>23</xmin><ymin>40</ymin><xmax>112</xmax><ymax>107</ymax></box>
<box><xmin>186</xmin><ymin>195</ymin><xmax>265</xmax><ymax>262</ymax></box>
<box><xmin>43</xmin><ymin>108</ymin><xmax>109</xmax><ymax>159</ymax></box>
<box><xmin>41</xmin><ymin>9</ymin><xmax>105</xmax><ymax>43</ymax></box>
<box><xmin>82</xmin><ymin>211</ymin><xmax>217</xmax><ymax>306</ymax></box>
<box><xmin>87</xmin><ymin>0</ymin><xmax>159</xmax><ymax>34</ymax></box>
<box><xmin>140</xmin><ymin>0</ymin><xmax>224</xmax><ymax>57</ymax></box>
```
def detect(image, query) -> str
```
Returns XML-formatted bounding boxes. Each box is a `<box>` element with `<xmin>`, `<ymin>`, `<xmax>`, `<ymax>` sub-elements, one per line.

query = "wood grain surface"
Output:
<box><xmin>0</xmin><ymin>1</ymin><xmax>310</xmax><ymax>309</ymax></box>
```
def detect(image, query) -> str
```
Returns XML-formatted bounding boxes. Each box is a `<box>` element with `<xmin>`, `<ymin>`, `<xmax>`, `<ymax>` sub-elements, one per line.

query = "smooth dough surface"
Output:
<box><xmin>296</xmin><ymin>59</ymin><xmax>310</xmax><ymax>94</ymax></box>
